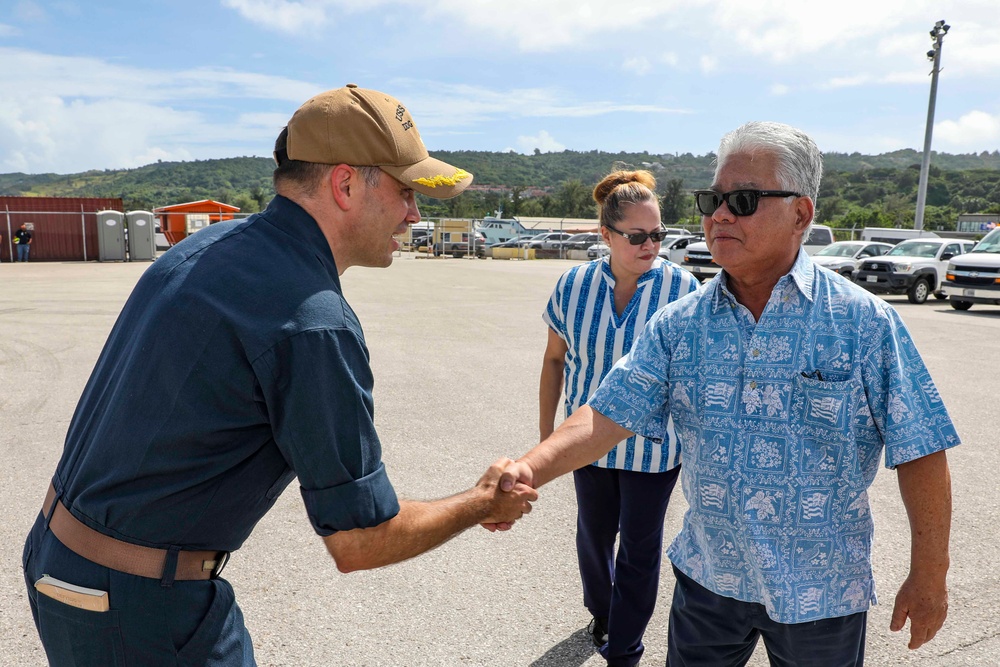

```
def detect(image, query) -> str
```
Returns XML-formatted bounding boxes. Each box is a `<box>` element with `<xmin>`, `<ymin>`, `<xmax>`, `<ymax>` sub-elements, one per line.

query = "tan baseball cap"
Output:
<box><xmin>276</xmin><ymin>84</ymin><xmax>473</xmax><ymax>199</ymax></box>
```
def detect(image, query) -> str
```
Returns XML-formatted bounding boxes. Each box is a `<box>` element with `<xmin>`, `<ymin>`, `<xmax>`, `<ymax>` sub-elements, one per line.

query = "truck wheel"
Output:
<box><xmin>950</xmin><ymin>299</ymin><xmax>973</xmax><ymax>311</ymax></box>
<box><xmin>907</xmin><ymin>278</ymin><xmax>930</xmax><ymax>304</ymax></box>
<box><xmin>839</xmin><ymin>269</ymin><xmax>853</xmax><ymax>280</ymax></box>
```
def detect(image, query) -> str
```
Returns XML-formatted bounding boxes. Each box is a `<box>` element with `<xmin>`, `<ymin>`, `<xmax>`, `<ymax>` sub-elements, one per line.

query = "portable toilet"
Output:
<box><xmin>126</xmin><ymin>210</ymin><xmax>155</xmax><ymax>261</ymax></box>
<box><xmin>97</xmin><ymin>210</ymin><xmax>126</xmax><ymax>262</ymax></box>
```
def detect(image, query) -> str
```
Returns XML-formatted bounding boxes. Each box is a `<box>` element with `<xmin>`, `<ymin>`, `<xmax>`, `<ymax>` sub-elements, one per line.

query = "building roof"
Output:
<box><xmin>153</xmin><ymin>199</ymin><xmax>240</xmax><ymax>213</ymax></box>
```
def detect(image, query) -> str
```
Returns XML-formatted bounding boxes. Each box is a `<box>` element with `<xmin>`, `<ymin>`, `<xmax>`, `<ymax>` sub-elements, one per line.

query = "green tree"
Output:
<box><xmin>659</xmin><ymin>178</ymin><xmax>687</xmax><ymax>225</ymax></box>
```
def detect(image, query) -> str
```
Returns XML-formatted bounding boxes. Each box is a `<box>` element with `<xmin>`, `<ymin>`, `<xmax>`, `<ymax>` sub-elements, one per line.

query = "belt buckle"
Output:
<box><xmin>203</xmin><ymin>551</ymin><xmax>230</xmax><ymax>579</ymax></box>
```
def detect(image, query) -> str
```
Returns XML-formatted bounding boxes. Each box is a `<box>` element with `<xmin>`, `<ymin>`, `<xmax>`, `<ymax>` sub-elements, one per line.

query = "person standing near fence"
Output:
<box><xmin>538</xmin><ymin>169</ymin><xmax>698</xmax><ymax>666</ymax></box>
<box><xmin>14</xmin><ymin>224</ymin><xmax>32</xmax><ymax>262</ymax></box>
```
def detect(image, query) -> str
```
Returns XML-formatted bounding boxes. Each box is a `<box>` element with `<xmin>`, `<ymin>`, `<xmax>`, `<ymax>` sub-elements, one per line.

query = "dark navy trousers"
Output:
<box><xmin>23</xmin><ymin>511</ymin><xmax>256</xmax><ymax>666</ymax></box>
<box><xmin>667</xmin><ymin>566</ymin><xmax>867</xmax><ymax>666</ymax></box>
<box><xmin>573</xmin><ymin>464</ymin><xmax>681</xmax><ymax>667</ymax></box>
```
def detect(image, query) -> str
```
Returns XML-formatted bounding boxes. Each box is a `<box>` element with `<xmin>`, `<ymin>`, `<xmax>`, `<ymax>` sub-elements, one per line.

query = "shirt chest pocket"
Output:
<box><xmin>787</xmin><ymin>373</ymin><xmax>864</xmax><ymax>477</ymax></box>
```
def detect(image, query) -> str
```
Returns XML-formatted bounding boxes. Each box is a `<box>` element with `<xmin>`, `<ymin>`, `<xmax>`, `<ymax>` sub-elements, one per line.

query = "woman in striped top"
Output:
<box><xmin>539</xmin><ymin>169</ymin><xmax>699</xmax><ymax>667</ymax></box>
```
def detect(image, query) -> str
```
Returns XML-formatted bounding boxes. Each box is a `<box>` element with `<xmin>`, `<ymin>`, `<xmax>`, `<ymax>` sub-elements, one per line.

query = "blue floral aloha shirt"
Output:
<box><xmin>588</xmin><ymin>249</ymin><xmax>960</xmax><ymax>623</ymax></box>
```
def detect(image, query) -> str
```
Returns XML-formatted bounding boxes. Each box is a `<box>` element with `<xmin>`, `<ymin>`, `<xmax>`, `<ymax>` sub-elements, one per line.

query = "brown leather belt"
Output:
<box><xmin>43</xmin><ymin>483</ymin><xmax>228</xmax><ymax>581</ymax></box>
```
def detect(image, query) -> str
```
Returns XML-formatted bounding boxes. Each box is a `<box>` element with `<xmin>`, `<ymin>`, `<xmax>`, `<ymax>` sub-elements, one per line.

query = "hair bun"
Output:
<box><xmin>593</xmin><ymin>169</ymin><xmax>656</xmax><ymax>204</ymax></box>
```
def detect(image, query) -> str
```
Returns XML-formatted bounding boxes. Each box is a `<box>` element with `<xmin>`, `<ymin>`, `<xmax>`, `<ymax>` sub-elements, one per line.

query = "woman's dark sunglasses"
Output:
<box><xmin>604</xmin><ymin>225</ymin><xmax>671</xmax><ymax>245</ymax></box>
<box><xmin>693</xmin><ymin>189</ymin><xmax>802</xmax><ymax>217</ymax></box>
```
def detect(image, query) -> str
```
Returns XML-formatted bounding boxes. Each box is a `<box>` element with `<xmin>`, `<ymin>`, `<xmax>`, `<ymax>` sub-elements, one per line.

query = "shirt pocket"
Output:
<box><xmin>787</xmin><ymin>373</ymin><xmax>863</xmax><ymax>479</ymax></box>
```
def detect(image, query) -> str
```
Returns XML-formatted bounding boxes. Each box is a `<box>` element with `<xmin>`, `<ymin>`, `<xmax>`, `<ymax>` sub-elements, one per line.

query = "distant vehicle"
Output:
<box><xmin>811</xmin><ymin>241</ymin><xmax>893</xmax><ymax>279</ymax></box>
<box><xmin>488</xmin><ymin>237</ymin><xmax>524</xmax><ymax>249</ymax></box>
<box><xmin>803</xmin><ymin>224</ymin><xmax>835</xmax><ymax>255</ymax></box>
<box><xmin>658</xmin><ymin>235</ymin><xmax>699</xmax><ymax>265</ymax></box>
<box><xmin>528</xmin><ymin>232</ymin><xmax>573</xmax><ymax>249</ymax></box>
<box><xmin>941</xmin><ymin>227</ymin><xmax>1000</xmax><ymax>311</ymax></box>
<box><xmin>860</xmin><ymin>227</ymin><xmax>940</xmax><ymax>245</ymax></box>
<box><xmin>680</xmin><ymin>241</ymin><xmax>720</xmax><ymax>282</ymax></box>
<box><xmin>855</xmin><ymin>237</ymin><xmax>976</xmax><ymax>304</ymax></box>
<box><xmin>561</xmin><ymin>232</ymin><xmax>602</xmax><ymax>252</ymax></box>
<box><xmin>587</xmin><ymin>242</ymin><xmax>609</xmax><ymax>259</ymax></box>
<box><xmin>433</xmin><ymin>231</ymin><xmax>488</xmax><ymax>258</ymax></box>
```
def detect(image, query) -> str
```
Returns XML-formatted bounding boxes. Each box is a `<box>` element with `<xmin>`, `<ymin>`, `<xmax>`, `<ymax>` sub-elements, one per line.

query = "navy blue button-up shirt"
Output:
<box><xmin>54</xmin><ymin>196</ymin><xmax>400</xmax><ymax>552</ymax></box>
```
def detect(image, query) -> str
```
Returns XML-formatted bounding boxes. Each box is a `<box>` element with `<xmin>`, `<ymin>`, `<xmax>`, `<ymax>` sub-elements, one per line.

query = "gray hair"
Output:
<box><xmin>715</xmin><ymin>121</ymin><xmax>822</xmax><ymax>242</ymax></box>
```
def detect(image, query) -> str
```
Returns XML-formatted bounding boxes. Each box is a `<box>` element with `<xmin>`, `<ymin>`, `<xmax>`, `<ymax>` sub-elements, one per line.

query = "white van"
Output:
<box><xmin>803</xmin><ymin>224</ymin><xmax>834</xmax><ymax>255</ymax></box>
<box><xmin>860</xmin><ymin>227</ymin><xmax>939</xmax><ymax>245</ymax></box>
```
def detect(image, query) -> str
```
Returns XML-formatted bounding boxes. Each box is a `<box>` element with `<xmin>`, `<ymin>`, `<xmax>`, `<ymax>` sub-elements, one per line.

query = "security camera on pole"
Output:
<box><xmin>914</xmin><ymin>20</ymin><xmax>950</xmax><ymax>232</ymax></box>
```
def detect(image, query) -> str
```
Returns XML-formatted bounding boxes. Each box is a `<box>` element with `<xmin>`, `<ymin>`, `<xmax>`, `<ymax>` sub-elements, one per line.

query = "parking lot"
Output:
<box><xmin>1</xmin><ymin>254</ymin><xmax>998</xmax><ymax>666</ymax></box>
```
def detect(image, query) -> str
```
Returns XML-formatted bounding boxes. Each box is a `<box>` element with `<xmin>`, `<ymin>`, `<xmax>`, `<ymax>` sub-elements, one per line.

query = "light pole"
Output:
<box><xmin>914</xmin><ymin>20</ymin><xmax>950</xmax><ymax>231</ymax></box>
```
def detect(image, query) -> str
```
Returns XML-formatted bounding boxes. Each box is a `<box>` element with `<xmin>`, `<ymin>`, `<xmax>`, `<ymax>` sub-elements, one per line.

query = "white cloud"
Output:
<box><xmin>0</xmin><ymin>23</ymin><xmax>19</xmax><ymax>36</ymax></box>
<box><xmin>0</xmin><ymin>47</ymin><xmax>327</xmax><ymax>173</ymax></box>
<box><xmin>935</xmin><ymin>111</ymin><xmax>1000</xmax><ymax>148</ymax></box>
<box><xmin>660</xmin><ymin>52</ymin><xmax>679</xmax><ymax>68</ymax></box>
<box><xmin>699</xmin><ymin>55</ymin><xmax>717</xmax><ymax>74</ymax></box>
<box><xmin>387</xmin><ymin>80</ymin><xmax>690</xmax><ymax>131</ymax></box>
<box><xmin>220</xmin><ymin>0</ymin><xmax>332</xmax><ymax>34</ymax></box>
<box><xmin>623</xmin><ymin>57</ymin><xmax>652</xmax><ymax>76</ymax></box>
<box><xmin>770</xmin><ymin>83</ymin><xmax>790</xmax><ymax>96</ymax></box>
<box><xmin>516</xmin><ymin>130</ymin><xmax>565</xmax><ymax>154</ymax></box>
<box><xmin>14</xmin><ymin>0</ymin><xmax>46</xmax><ymax>22</ymax></box>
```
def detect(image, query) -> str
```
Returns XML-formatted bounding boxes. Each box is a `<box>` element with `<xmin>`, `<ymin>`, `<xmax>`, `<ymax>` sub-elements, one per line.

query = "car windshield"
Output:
<box><xmin>886</xmin><ymin>242</ymin><xmax>940</xmax><ymax>258</ymax></box>
<box><xmin>815</xmin><ymin>243</ymin><xmax>860</xmax><ymax>257</ymax></box>
<box><xmin>971</xmin><ymin>229</ymin><xmax>1000</xmax><ymax>253</ymax></box>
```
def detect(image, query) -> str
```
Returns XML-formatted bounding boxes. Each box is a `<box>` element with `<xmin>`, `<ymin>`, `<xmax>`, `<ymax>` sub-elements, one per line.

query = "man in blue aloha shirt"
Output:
<box><xmin>498</xmin><ymin>121</ymin><xmax>957</xmax><ymax>666</ymax></box>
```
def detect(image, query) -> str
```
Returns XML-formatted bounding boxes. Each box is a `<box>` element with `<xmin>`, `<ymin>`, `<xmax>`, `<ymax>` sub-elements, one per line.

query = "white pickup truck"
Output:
<box><xmin>855</xmin><ymin>237</ymin><xmax>976</xmax><ymax>304</ymax></box>
<box><xmin>940</xmin><ymin>227</ymin><xmax>1000</xmax><ymax>310</ymax></box>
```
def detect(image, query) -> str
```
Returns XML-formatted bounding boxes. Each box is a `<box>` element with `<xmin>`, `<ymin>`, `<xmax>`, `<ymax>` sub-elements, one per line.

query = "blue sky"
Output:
<box><xmin>1</xmin><ymin>1</ymin><xmax>997</xmax><ymax>175</ymax></box>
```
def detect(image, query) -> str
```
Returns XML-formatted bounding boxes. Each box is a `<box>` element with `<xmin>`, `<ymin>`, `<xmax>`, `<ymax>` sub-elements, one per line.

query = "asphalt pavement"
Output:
<box><xmin>1</xmin><ymin>254</ymin><xmax>998</xmax><ymax>666</ymax></box>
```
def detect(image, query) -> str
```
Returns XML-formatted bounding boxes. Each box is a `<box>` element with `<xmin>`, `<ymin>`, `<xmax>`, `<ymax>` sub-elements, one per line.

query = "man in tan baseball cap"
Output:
<box><xmin>23</xmin><ymin>85</ymin><xmax>533</xmax><ymax>665</ymax></box>
<box><xmin>271</xmin><ymin>84</ymin><xmax>473</xmax><ymax>269</ymax></box>
<box><xmin>276</xmin><ymin>83</ymin><xmax>472</xmax><ymax>199</ymax></box>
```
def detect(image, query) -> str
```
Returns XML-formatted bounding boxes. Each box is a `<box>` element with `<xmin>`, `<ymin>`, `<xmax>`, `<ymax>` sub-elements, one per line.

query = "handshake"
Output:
<box><xmin>476</xmin><ymin>458</ymin><xmax>538</xmax><ymax>533</ymax></box>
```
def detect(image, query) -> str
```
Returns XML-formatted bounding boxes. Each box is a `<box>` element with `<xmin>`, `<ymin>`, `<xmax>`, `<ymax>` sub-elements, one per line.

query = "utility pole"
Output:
<box><xmin>914</xmin><ymin>20</ymin><xmax>949</xmax><ymax>231</ymax></box>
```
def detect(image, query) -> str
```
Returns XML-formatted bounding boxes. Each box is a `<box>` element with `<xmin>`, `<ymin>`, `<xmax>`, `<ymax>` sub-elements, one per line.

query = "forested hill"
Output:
<box><xmin>3</xmin><ymin>148</ymin><xmax>999</xmax><ymax>231</ymax></box>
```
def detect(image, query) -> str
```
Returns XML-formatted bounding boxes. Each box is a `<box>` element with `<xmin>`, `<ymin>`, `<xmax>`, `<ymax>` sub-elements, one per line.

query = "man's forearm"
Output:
<box><xmin>521</xmin><ymin>405</ymin><xmax>631</xmax><ymax>488</ymax></box>
<box><xmin>324</xmin><ymin>494</ymin><xmax>487</xmax><ymax>573</ymax></box>
<box><xmin>897</xmin><ymin>450</ymin><xmax>952</xmax><ymax>574</ymax></box>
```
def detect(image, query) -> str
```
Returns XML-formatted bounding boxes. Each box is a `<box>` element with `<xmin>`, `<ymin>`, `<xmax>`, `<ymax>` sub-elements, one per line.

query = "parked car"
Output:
<box><xmin>488</xmin><ymin>237</ymin><xmax>523</xmax><ymax>249</ymax></box>
<box><xmin>587</xmin><ymin>242</ymin><xmax>609</xmax><ymax>259</ymax></box>
<box><xmin>855</xmin><ymin>237</ymin><xmax>976</xmax><ymax>304</ymax></box>
<box><xmin>680</xmin><ymin>241</ymin><xmax>720</xmax><ymax>282</ymax></box>
<box><xmin>658</xmin><ymin>235</ymin><xmax>700</xmax><ymax>265</ymax></box>
<box><xmin>811</xmin><ymin>241</ymin><xmax>893</xmax><ymax>279</ymax></box>
<box><xmin>433</xmin><ymin>231</ymin><xmax>488</xmax><ymax>258</ymax></box>
<box><xmin>561</xmin><ymin>232</ymin><xmax>603</xmax><ymax>252</ymax></box>
<box><xmin>941</xmin><ymin>227</ymin><xmax>1000</xmax><ymax>311</ymax></box>
<box><xmin>528</xmin><ymin>232</ymin><xmax>573</xmax><ymax>249</ymax></box>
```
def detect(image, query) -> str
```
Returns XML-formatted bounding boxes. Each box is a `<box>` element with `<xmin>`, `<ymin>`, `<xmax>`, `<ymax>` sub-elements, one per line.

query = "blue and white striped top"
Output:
<box><xmin>543</xmin><ymin>256</ymin><xmax>699</xmax><ymax>472</ymax></box>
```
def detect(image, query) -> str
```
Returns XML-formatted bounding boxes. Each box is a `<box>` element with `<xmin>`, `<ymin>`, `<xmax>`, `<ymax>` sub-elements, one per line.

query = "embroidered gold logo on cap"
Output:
<box><xmin>413</xmin><ymin>170</ymin><xmax>472</xmax><ymax>188</ymax></box>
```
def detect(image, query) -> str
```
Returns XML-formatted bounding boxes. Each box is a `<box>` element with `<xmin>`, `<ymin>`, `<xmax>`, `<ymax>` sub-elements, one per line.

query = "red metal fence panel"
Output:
<box><xmin>2</xmin><ymin>197</ymin><xmax>124</xmax><ymax>262</ymax></box>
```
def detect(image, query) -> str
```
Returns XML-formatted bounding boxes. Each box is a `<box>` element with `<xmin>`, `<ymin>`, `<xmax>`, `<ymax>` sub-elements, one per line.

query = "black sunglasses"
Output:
<box><xmin>693</xmin><ymin>189</ymin><xmax>802</xmax><ymax>217</ymax></box>
<box><xmin>604</xmin><ymin>224</ymin><xmax>671</xmax><ymax>245</ymax></box>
